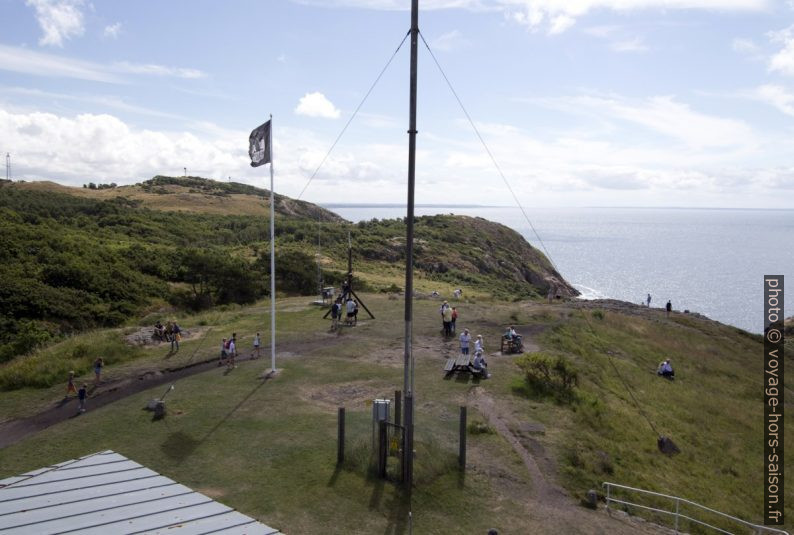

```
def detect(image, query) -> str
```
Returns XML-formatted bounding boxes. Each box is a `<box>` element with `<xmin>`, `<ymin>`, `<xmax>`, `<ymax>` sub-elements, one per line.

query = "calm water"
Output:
<box><xmin>323</xmin><ymin>205</ymin><xmax>794</xmax><ymax>334</ymax></box>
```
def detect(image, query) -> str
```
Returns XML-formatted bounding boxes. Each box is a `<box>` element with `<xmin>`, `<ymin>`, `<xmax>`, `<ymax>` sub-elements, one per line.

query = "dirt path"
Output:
<box><xmin>0</xmin><ymin>333</ymin><xmax>342</xmax><ymax>450</ymax></box>
<box><xmin>467</xmin><ymin>386</ymin><xmax>667</xmax><ymax>534</ymax></box>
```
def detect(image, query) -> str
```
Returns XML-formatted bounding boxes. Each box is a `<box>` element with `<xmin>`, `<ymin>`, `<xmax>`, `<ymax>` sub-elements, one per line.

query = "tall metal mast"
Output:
<box><xmin>5</xmin><ymin>153</ymin><xmax>10</xmax><ymax>180</ymax></box>
<box><xmin>402</xmin><ymin>0</ymin><xmax>419</xmax><ymax>492</ymax></box>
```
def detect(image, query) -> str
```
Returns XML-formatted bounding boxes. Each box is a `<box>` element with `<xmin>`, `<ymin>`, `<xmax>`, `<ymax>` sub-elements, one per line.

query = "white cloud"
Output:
<box><xmin>3</xmin><ymin>101</ymin><xmax>790</xmax><ymax>207</ymax></box>
<box><xmin>295</xmin><ymin>92</ymin><xmax>341</xmax><ymax>119</ymax></box>
<box><xmin>755</xmin><ymin>84</ymin><xmax>794</xmax><ymax>116</ymax></box>
<box><xmin>299</xmin><ymin>0</ymin><xmax>767</xmax><ymax>34</ymax></box>
<box><xmin>611</xmin><ymin>37</ymin><xmax>648</xmax><ymax>52</ymax></box>
<box><xmin>0</xmin><ymin>44</ymin><xmax>121</xmax><ymax>83</ymax></box>
<box><xmin>277</xmin><ymin>53</ymin><xmax>287</xmax><ymax>63</ymax></box>
<box><xmin>768</xmin><ymin>25</ymin><xmax>794</xmax><ymax>76</ymax></box>
<box><xmin>548</xmin><ymin>14</ymin><xmax>576</xmax><ymax>34</ymax></box>
<box><xmin>501</xmin><ymin>0</ymin><xmax>766</xmax><ymax>34</ymax></box>
<box><xmin>26</xmin><ymin>0</ymin><xmax>85</xmax><ymax>47</ymax></box>
<box><xmin>432</xmin><ymin>30</ymin><xmax>469</xmax><ymax>51</ymax></box>
<box><xmin>0</xmin><ymin>45</ymin><xmax>206</xmax><ymax>82</ymax></box>
<box><xmin>583</xmin><ymin>25</ymin><xmax>619</xmax><ymax>38</ymax></box>
<box><xmin>112</xmin><ymin>61</ymin><xmax>206</xmax><ymax>79</ymax></box>
<box><xmin>732</xmin><ymin>37</ymin><xmax>759</xmax><ymax>54</ymax></box>
<box><xmin>530</xmin><ymin>94</ymin><xmax>755</xmax><ymax>148</ymax></box>
<box><xmin>103</xmin><ymin>23</ymin><xmax>122</xmax><ymax>39</ymax></box>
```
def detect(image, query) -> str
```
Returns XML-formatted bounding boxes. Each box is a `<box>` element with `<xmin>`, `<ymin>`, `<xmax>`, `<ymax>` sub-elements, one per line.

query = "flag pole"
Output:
<box><xmin>269</xmin><ymin>114</ymin><xmax>277</xmax><ymax>374</ymax></box>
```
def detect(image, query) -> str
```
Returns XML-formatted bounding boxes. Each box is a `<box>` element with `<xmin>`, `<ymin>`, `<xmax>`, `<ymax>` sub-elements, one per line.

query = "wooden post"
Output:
<box><xmin>378</xmin><ymin>420</ymin><xmax>388</xmax><ymax>478</ymax></box>
<box><xmin>395</xmin><ymin>390</ymin><xmax>402</xmax><ymax>427</ymax></box>
<box><xmin>459</xmin><ymin>406</ymin><xmax>467</xmax><ymax>470</ymax></box>
<box><xmin>337</xmin><ymin>407</ymin><xmax>345</xmax><ymax>465</ymax></box>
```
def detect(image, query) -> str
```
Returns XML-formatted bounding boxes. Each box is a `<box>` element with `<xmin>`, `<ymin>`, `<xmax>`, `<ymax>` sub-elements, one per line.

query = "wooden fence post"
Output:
<box><xmin>459</xmin><ymin>406</ymin><xmax>467</xmax><ymax>470</ymax></box>
<box><xmin>337</xmin><ymin>407</ymin><xmax>345</xmax><ymax>465</ymax></box>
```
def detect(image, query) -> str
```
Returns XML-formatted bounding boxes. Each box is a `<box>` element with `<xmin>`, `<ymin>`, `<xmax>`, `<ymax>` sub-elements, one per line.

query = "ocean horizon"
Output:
<box><xmin>322</xmin><ymin>205</ymin><xmax>794</xmax><ymax>334</ymax></box>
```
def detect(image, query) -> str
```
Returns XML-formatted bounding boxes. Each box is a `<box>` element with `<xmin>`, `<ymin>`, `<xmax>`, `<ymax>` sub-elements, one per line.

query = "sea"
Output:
<box><xmin>322</xmin><ymin>205</ymin><xmax>793</xmax><ymax>334</ymax></box>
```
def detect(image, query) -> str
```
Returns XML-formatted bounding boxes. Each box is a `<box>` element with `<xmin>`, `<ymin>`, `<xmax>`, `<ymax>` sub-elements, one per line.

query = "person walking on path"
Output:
<box><xmin>77</xmin><ymin>384</ymin><xmax>87</xmax><ymax>413</ymax></box>
<box><xmin>646</xmin><ymin>294</ymin><xmax>652</xmax><ymax>307</ymax></box>
<box><xmin>228</xmin><ymin>335</ymin><xmax>237</xmax><ymax>368</ymax></box>
<box><xmin>220</xmin><ymin>338</ymin><xmax>228</xmax><ymax>366</ymax></box>
<box><xmin>331</xmin><ymin>299</ymin><xmax>341</xmax><ymax>330</ymax></box>
<box><xmin>459</xmin><ymin>329</ymin><xmax>471</xmax><ymax>355</ymax></box>
<box><xmin>666</xmin><ymin>300</ymin><xmax>672</xmax><ymax>318</ymax></box>
<box><xmin>93</xmin><ymin>358</ymin><xmax>104</xmax><ymax>385</ymax></box>
<box><xmin>451</xmin><ymin>307</ymin><xmax>458</xmax><ymax>334</ymax></box>
<box><xmin>252</xmin><ymin>332</ymin><xmax>261</xmax><ymax>358</ymax></box>
<box><xmin>65</xmin><ymin>371</ymin><xmax>76</xmax><ymax>398</ymax></box>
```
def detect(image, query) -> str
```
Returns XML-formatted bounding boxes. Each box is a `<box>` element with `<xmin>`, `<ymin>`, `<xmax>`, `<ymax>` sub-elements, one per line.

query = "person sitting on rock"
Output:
<box><xmin>657</xmin><ymin>359</ymin><xmax>674</xmax><ymax>380</ymax></box>
<box><xmin>154</xmin><ymin>321</ymin><xmax>165</xmax><ymax>340</ymax></box>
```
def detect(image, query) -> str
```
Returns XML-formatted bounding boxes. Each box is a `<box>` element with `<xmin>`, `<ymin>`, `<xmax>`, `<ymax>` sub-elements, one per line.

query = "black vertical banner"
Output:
<box><xmin>764</xmin><ymin>275</ymin><xmax>784</xmax><ymax>526</ymax></box>
<box><xmin>249</xmin><ymin>120</ymin><xmax>271</xmax><ymax>167</ymax></box>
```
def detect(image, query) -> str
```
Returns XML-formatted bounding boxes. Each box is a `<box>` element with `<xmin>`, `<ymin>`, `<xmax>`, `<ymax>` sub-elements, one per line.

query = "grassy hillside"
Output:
<box><xmin>0</xmin><ymin>178</ymin><xmax>571</xmax><ymax>373</ymax></box>
<box><xmin>0</xmin><ymin>295</ymin><xmax>789</xmax><ymax>534</ymax></box>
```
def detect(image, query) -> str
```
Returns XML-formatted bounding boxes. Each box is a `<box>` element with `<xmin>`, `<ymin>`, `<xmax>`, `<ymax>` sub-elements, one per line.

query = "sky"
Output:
<box><xmin>1</xmin><ymin>0</ymin><xmax>794</xmax><ymax>207</ymax></box>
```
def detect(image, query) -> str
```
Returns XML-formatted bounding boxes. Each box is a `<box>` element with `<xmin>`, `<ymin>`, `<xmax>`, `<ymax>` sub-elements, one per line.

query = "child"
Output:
<box><xmin>219</xmin><ymin>338</ymin><xmax>228</xmax><ymax>366</ymax></box>
<box><xmin>66</xmin><ymin>371</ymin><xmax>76</xmax><ymax>398</ymax></box>
<box><xmin>77</xmin><ymin>384</ymin><xmax>87</xmax><ymax>413</ymax></box>
<box><xmin>228</xmin><ymin>335</ymin><xmax>236</xmax><ymax>368</ymax></box>
<box><xmin>93</xmin><ymin>357</ymin><xmax>104</xmax><ymax>385</ymax></box>
<box><xmin>252</xmin><ymin>332</ymin><xmax>261</xmax><ymax>359</ymax></box>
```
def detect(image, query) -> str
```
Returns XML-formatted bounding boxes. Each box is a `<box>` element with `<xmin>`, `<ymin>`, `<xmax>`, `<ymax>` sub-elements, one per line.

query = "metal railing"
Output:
<box><xmin>602</xmin><ymin>482</ymin><xmax>789</xmax><ymax>535</ymax></box>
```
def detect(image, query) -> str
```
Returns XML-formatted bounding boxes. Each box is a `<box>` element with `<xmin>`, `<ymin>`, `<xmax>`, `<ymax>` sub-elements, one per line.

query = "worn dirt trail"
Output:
<box><xmin>0</xmin><ymin>334</ymin><xmax>341</xmax><ymax>450</ymax></box>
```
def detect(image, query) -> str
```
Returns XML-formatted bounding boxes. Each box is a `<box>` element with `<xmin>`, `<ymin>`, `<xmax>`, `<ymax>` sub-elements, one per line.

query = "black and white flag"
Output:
<box><xmin>248</xmin><ymin>120</ymin><xmax>271</xmax><ymax>167</ymax></box>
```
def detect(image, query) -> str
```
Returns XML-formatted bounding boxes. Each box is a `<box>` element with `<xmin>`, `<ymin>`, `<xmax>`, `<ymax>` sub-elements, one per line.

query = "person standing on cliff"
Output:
<box><xmin>647</xmin><ymin>294</ymin><xmax>652</xmax><ymax>307</ymax></box>
<box><xmin>666</xmin><ymin>300</ymin><xmax>672</xmax><ymax>317</ymax></box>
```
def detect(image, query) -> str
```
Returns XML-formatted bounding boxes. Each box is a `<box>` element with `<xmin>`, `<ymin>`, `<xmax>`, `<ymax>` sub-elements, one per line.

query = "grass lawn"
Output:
<box><xmin>1</xmin><ymin>294</ymin><xmax>791</xmax><ymax>533</ymax></box>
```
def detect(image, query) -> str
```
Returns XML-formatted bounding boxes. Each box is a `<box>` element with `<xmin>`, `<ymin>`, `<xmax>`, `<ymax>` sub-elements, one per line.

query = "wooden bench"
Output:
<box><xmin>443</xmin><ymin>358</ymin><xmax>456</xmax><ymax>373</ymax></box>
<box><xmin>501</xmin><ymin>336</ymin><xmax>524</xmax><ymax>355</ymax></box>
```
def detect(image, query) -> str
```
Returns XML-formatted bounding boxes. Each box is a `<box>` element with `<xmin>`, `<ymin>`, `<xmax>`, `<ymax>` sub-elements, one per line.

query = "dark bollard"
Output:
<box><xmin>459</xmin><ymin>406</ymin><xmax>467</xmax><ymax>470</ymax></box>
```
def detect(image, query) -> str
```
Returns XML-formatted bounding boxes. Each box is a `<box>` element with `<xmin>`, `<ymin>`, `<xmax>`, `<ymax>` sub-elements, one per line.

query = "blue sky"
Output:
<box><xmin>1</xmin><ymin>0</ymin><xmax>793</xmax><ymax>207</ymax></box>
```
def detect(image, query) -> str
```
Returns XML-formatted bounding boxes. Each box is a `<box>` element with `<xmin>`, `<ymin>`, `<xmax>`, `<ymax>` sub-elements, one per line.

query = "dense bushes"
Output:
<box><xmin>516</xmin><ymin>351</ymin><xmax>579</xmax><ymax>401</ymax></box>
<box><xmin>0</xmin><ymin>185</ymin><xmax>315</xmax><ymax>362</ymax></box>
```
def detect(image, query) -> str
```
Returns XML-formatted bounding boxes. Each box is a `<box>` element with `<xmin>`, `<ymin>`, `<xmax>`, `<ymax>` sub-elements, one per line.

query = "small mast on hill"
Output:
<box><xmin>324</xmin><ymin>231</ymin><xmax>374</xmax><ymax>320</ymax></box>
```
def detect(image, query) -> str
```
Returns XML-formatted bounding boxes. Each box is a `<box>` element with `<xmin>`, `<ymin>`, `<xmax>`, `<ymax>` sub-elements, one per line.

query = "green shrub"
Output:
<box><xmin>516</xmin><ymin>351</ymin><xmax>579</xmax><ymax>401</ymax></box>
<box><xmin>467</xmin><ymin>420</ymin><xmax>495</xmax><ymax>435</ymax></box>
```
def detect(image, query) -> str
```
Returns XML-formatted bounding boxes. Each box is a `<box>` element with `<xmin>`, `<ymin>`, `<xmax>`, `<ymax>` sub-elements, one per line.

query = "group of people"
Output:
<box><xmin>219</xmin><ymin>332</ymin><xmax>262</xmax><ymax>369</ymax></box>
<box><xmin>330</xmin><ymin>297</ymin><xmax>359</xmax><ymax>329</ymax></box>
<box><xmin>458</xmin><ymin>328</ymin><xmax>489</xmax><ymax>377</ymax></box>
<box><xmin>153</xmin><ymin>320</ymin><xmax>182</xmax><ymax>351</ymax></box>
<box><xmin>439</xmin><ymin>301</ymin><xmax>458</xmax><ymax>337</ymax></box>
<box><xmin>65</xmin><ymin>357</ymin><xmax>104</xmax><ymax>414</ymax></box>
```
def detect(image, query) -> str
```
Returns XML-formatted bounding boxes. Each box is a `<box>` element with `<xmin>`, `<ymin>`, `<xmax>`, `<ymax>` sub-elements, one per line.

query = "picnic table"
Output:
<box><xmin>444</xmin><ymin>352</ymin><xmax>473</xmax><ymax>375</ymax></box>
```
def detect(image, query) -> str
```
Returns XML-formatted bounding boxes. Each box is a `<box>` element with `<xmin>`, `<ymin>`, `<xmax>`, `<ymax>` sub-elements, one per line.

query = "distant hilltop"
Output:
<box><xmin>12</xmin><ymin>175</ymin><xmax>344</xmax><ymax>222</ymax></box>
